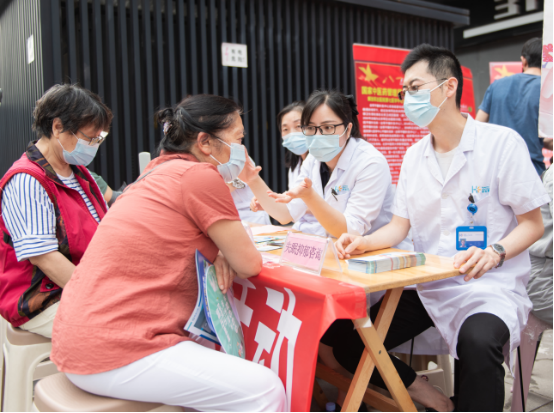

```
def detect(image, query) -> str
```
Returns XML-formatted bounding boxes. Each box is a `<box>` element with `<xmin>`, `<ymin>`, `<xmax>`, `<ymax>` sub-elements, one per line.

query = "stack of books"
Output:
<box><xmin>254</xmin><ymin>235</ymin><xmax>287</xmax><ymax>252</ymax></box>
<box><xmin>347</xmin><ymin>252</ymin><xmax>426</xmax><ymax>274</ymax></box>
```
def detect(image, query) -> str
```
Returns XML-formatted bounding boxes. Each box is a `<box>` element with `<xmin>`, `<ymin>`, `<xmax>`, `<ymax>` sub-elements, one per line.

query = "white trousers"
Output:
<box><xmin>66</xmin><ymin>340</ymin><xmax>287</xmax><ymax>412</ymax></box>
<box><xmin>19</xmin><ymin>302</ymin><xmax>59</xmax><ymax>338</ymax></box>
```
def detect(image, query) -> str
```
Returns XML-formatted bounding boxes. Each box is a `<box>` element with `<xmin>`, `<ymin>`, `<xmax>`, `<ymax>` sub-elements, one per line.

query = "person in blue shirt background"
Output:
<box><xmin>476</xmin><ymin>37</ymin><xmax>553</xmax><ymax>175</ymax></box>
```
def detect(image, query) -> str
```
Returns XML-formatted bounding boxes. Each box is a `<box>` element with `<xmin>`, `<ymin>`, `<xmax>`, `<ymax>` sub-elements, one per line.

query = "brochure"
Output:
<box><xmin>254</xmin><ymin>235</ymin><xmax>287</xmax><ymax>252</ymax></box>
<box><xmin>184</xmin><ymin>250</ymin><xmax>246</xmax><ymax>358</ymax></box>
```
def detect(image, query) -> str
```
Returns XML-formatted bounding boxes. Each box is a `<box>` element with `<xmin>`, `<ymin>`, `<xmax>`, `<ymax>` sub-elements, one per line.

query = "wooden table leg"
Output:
<box><xmin>343</xmin><ymin>348</ymin><xmax>376</xmax><ymax>411</ymax></box>
<box><xmin>342</xmin><ymin>287</ymin><xmax>416</xmax><ymax>412</ymax></box>
<box><xmin>359</xmin><ymin>325</ymin><xmax>417</xmax><ymax>411</ymax></box>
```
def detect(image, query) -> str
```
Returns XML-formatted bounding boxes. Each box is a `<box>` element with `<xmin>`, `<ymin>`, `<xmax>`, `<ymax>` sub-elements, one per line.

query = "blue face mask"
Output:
<box><xmin>305</xmin><ymin>127</ymin><xmax>348</xmax><ymax>163</ymax></box>
<box><xmin>59</xmin><ymin>133</ymin><xmax>99</xmax><ymax>166</ymax></box>
<box><xmin>210</xmin><ymin>139</ymin><xmax>246</xmax><ymax>183</ymax></box>
<box><xmin>403</xmin><ymin>80</ymin><xmax>448</xmax><ymax>127</ymax></box>
<box><xmin>282</xmin><ymin>132</ymin><xmax>308</xmax><ymax>156</ymax></box>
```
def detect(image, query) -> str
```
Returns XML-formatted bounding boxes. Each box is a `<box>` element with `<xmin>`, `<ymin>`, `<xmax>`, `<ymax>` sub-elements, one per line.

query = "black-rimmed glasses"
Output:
<box><xmin>78</xmin><ymin>130</ymin><xmax>108</xmax><ymax>145</ymax></box>
<box><xmin>302</xmin><ymin>123</ymin><xmax>346</xmax><ymax>136</ymax></box>
<box><xmin>397</xmin><ymin>78</ymin><xmax>448</xmax><ymax>101</ymax></box>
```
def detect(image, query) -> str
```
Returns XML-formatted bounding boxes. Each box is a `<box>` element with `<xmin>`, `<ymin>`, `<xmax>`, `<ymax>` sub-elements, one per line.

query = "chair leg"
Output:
<box><xmin>3</xmin><ymin>341</ymin><xmax>52</xmax><ymax>412</ymax></box>
<box><xmin>437</xmin><ymin>355</ymin><xmax>454</xmax><ymax>397</ymax></box>
<box><xmin>511</xmin><ymin>340</ymin><xmax>540</xmax><ymax>412</ymax></box>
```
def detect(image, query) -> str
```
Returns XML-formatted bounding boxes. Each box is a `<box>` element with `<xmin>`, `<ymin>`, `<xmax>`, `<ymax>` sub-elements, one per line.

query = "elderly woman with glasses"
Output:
<box><xmin>0</xmin><ymin>84</ymin><xmax>112</xmax><ymax>338</ymax></box>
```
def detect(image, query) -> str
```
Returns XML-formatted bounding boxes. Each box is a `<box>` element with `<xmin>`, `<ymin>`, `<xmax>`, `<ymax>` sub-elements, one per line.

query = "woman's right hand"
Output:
<box><xmin>335</xmin><ymin>233</ymin><xmax>369</xmax><ymax>259</ymax></box>
<box><xmin>213</xmin><ymin>252</ymin><xmax>237</xmax><ymax>294</ymax></box>
<box><xmin>250</xmin><ymin>197</ymin><xmax>264</xmax><ymax>212</ymax></box>
<box><xmin>238</xmin><ymin>147</ymin><xmax>262</xmax><ymax>184</ymax></box>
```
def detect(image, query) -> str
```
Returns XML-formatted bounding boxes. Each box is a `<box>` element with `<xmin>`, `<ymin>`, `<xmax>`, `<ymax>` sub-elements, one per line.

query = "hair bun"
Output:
<box><xmin>158</xmin><ymin>108</ymin><xmax>175</xmax><ymax>125</ymax></box>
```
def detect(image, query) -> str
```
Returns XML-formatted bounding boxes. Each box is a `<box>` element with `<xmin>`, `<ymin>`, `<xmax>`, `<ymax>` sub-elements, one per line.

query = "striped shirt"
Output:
<box><xmin>1</xmin><ymin>172</ymin><xmax>100</xmax><ymax>262</ymax></box>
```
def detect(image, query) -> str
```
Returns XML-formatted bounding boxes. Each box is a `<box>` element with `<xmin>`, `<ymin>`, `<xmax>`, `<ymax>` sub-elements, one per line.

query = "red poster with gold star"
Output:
<box><xmin>353</xmin><ymin>44</ymin><xmax>476</xmax><ymax>184</ymax></box>
<box><xmin>489</xmin><ymin>61</ymin><xmax>522</xmax><ymax>84</ymax></box>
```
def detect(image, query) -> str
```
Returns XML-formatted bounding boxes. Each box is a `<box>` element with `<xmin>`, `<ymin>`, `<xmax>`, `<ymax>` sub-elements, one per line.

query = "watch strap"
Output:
<box><xmin>488</xmin><ymin>244</ymin><xmax>506</xmax><ymax>268</ymax></box>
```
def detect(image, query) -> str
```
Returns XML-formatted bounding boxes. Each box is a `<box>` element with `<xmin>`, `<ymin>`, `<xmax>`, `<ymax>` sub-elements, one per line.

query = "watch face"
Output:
<box><xmin>232</xmin><ymin>178</ymin><xmax>246</xmax><ymax>189</ymax></box>
<box><xmin>493</xmin><ymin>244</ymin><xmax>505</xmax><ymax>254</ymax></box>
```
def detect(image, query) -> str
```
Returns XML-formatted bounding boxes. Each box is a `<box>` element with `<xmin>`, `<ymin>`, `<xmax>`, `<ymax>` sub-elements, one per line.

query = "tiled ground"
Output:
<box><xmin>312</xmin><ymin>329</ymin><xmax>553</xmax><ymax>412</ymax></box>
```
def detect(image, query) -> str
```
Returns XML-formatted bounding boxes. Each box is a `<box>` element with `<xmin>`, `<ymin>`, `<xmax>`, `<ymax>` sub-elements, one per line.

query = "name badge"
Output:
<box><xmin>456</xmin><ymin>226</ymin><xmax>487</xmax><ymax>250</ymax></box>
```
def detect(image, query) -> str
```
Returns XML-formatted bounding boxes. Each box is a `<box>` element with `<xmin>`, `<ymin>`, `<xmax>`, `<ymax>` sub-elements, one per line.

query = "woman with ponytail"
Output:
<box><xmin>50</xmin><ymin>94</ymin><xmax>286</xmax><ymax>412</ymax></box>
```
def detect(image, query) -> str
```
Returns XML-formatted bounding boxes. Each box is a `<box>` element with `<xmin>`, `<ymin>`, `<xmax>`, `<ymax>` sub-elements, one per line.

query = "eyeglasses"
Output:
<box><xmin>77</xmin><ymin>130</ymin><xmax>108</xmax><ymax>145</ymax></box>
<box><xmin>302</xmin><ymin>123</ymin><xmax>346</xmax><ymax>136</ymax></box>
<box><xmin>397</xmin><ymin>78</ymin><xmax>448</xmax><ymax>101</ymax></box>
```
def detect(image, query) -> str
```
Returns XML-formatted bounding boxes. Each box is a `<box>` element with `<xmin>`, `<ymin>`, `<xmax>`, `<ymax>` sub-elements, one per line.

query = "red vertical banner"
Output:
<box><xmin>353</xmin><ymin>44</ymin><xmax>476</xmax><ymax>184</ymax></box>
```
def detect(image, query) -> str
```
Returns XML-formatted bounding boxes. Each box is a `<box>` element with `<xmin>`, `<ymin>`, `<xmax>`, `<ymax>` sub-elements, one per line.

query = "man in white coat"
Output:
<box><xmin>335</xmin><ymin>44</ymin><xmax>549</xmax><ymax>411</ymax></box>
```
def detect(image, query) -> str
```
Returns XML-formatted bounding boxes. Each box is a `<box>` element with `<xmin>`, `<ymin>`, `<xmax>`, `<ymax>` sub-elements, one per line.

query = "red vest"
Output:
<box><xmin>0</xmin><ymin>146</ymin><xmax>106</xmax><ymax>326</ymax></box>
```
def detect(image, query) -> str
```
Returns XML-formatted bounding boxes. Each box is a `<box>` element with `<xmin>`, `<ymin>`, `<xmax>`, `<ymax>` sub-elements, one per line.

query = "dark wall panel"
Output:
<box><xmin>0</xmin><ymin>0</ymin><xmax>44</xmax><ymax>177</ymax></box>
<box><xmin>5</xmin><ymin>0</ymin><xmax>454</xmax><ymax>192</ymax></box>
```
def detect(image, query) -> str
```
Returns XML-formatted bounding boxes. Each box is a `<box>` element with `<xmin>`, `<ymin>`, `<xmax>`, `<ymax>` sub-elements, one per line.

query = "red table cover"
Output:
<box><xmin>233</xmin><ymin>261</ymin><xmax>367</xmax><ymax>411</ymax></box>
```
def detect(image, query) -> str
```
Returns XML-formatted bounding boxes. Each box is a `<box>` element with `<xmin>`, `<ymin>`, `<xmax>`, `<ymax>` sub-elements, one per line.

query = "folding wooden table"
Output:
<box><xmin>264</xmin><ymin>242</ymin><xmax>460</xmax><ymax>412</ymax></box>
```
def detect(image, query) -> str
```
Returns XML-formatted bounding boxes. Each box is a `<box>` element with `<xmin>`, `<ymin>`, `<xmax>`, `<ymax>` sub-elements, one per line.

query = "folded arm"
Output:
<box><xmin>29</xmin><ymin>252</ymin><xmax>75</xmax><ymax>288</ymax></box>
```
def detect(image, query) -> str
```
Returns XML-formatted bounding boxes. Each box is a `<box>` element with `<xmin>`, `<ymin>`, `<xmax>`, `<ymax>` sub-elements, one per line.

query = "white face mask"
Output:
<box><xmin>403</xmin><ymin>80</ymin><xmax>448</xmax><ymax>127</ymax></box>
<box><xmin>210</xmin><ymin>139</ymin><xmax>246</xmax><ymax>183</ymax></box>
<box><xmin>58</xmin><ymin>133</ymin><xmax>100</xmax><ymax>166</ymax></box>
<box><xmin>305</xmin><ymin>127</ymin><xmax>349</xmax><ymax>163</ymax></box>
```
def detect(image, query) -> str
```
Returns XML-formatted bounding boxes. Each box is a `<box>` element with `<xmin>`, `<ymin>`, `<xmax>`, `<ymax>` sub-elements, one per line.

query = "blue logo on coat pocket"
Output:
<box><xmin>333</xmin><ymin>184</ymin><xmax>350</xmax><ymax>195</ymax></box>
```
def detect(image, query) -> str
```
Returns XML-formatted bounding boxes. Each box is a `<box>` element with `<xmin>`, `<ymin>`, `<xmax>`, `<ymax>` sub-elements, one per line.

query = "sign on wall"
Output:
<box><xmin>489</xmin><ymin>61</ymin><xmax>522</xmax><ymax>83</ymax></box>
<box><xmin>353</xmin><ymin>44</ymin><xmax>476</xmax><ymax>184</ymax></box>
<box><xmin>222</xmin><ymin>42</ymin><xmax>248</xmax><ymax>68</ymax></box>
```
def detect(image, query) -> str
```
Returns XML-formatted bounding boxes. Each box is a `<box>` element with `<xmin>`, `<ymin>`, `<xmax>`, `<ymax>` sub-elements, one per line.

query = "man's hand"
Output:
<box><xmin>250</xmin><ymin>197</ymin><xmax>264</xmax><ymax>212</ymax></box>
<box><xmin>213</xmin><ymin>252</ymin><xmax>237</xmax><ymax>294</ymax></box>
<box><xmin>453</xmin><ymin>246</ymin><xmax>500</xmax><ymax>282</ymax></box>
<box><xmin>238</xmin><ymin>147</ymin><xmax>262</xmax><ymax>184</ymax></box>
<box><xmin>335</xmin><ymin>233</ymin><xmax>369</xmax><ymax>259</ymax></box>
<box><xmin>267</xmin><ymin>177</ymin><xmax>313</xmax><ymax>204</ymax></box>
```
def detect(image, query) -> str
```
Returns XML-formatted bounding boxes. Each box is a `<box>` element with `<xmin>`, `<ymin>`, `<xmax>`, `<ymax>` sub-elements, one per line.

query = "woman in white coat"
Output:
<box><xmin>249</xmin><ymin>101</ymin><xmax>308</xmax><ymax>214</ymax></box>
<box><xmin>242</xmin><ymin>89</ymin><xmax>412</xmax><ymax>247</ymax></box>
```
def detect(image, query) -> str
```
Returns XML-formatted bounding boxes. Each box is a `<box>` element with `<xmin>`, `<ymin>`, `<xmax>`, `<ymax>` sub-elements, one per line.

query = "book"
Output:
<box><xmin>184</xmin><ymin>250</ymin><xmax>246</xmax><ymax>358</ymax></box>
<box><xmin>347</xmin><ymin>252</ymin><xmax>426</xmax><ymax>274</ymax></box>
<box><xmin>254</xmin><ymin>235</ymin><xmax>287</xmax><ymax>252</ymax></box>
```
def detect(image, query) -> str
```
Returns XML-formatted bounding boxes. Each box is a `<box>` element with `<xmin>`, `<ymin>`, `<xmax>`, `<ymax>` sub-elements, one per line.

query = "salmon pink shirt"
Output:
<box><xmin>51</xmin><ymin>153</ymin><xmax>240</xmax><ymax>375</ymax></box>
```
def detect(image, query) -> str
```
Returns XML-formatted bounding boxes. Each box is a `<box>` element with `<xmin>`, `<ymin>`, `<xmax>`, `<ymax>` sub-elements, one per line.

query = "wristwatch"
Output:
<box><xmin>231</xmin><ymin>178</ymin><xmax>246</xmax><ymax>189</ymax></box>
<box><xmin>488</xmin><ymin>244</ymin><xmax>506</xmax><ymax>268</ymax></box>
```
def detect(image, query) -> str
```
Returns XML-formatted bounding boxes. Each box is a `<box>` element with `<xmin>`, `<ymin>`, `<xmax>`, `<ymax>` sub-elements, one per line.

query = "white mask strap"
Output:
<box><xmin>430</xmin><ymin>79</ymin><xmax>448</xmax><ymax>92</ymax></box>
<box><xmin>218</xmin><ymin>138</ymin><xmax>232</xmax><ymax>148</ymax></box>
<box><xmin>210</xmin><ymin>138</ymin><xmax>232</xmax><ymax>165</ymax></box>
<box><xmin>210</xmin><ymin>154</ymin><xmax>223</xmax><ymax>165</ymax></box>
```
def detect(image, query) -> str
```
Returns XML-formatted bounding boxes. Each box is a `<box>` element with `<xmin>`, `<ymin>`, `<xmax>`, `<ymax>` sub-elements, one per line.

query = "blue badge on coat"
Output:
<box><xmin>456</xmin><ymin>226</ymin><xmax>487</xmax><ymax>250</ymax></box>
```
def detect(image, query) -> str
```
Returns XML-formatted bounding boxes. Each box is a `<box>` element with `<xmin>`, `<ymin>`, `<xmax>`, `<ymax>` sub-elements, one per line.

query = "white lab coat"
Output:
<box><xmin>393</xmin><ymin>114</ymin><xmax>550</xmax><ymax>369</ymax></box>
<box><xmin>287</xmin><ymin>160</ymin><xmax>303</xmax><ymax>191</ymax></box>
<box><xmin>231</xmin><ymin>184</ymin><xmax>271</xmax><ymax>225</ymax></box>
<box><xmin>287</xmin><ymin>137</ymin><xmax>413</xmax><ymax>251</ymax></box>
